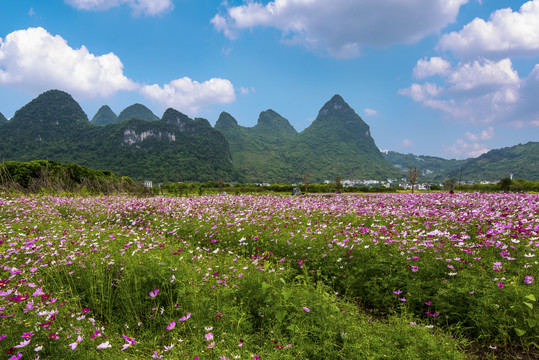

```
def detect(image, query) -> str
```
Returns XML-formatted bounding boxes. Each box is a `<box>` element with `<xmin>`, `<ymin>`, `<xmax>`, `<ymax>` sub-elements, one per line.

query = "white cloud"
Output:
<box><xmin>398</xmin><ymin>82</ymin><xmax>443</xmax><ymax>102</ymax></box>
<box><xmin>140</xmin><ymin>77</ymin><xmax>236</xmax><ymax>116</ymax></box>
<box><xmin>463</xmin><ymin>127</ymin><xmax>494</xmax><ymax>142</ymax></box>
<box><xmin>239</xmin><ymin>86</ymin><xmax>255</xmax><ymax>95</ymax></box>
<box><xmin>447</xmin><ymin>58</ymin><xmax>519</xmax><ymax>91</ymax></box>
<box><xmin>413</xmin><ymin>57</ymin><xmax>451</xmax><ymax>79</ymax></box>
<box><xmin>212</xmin><ymin>0</ymin><xmax>468</xmax><ymax>58</ymax></box>
<box><xmin>399</xmin><ymin>58</ymin><xmax>532</xmax><ymax>125</ymax></box>
<box><xmin>0</xmin><ymin>27</ymin><xmax>137</xmax><ymax>97</ymax></box>
<box><xmin>65</xmin><ymin>0</ymin><xmax>173</xmax><ymax>16</ymax></box>
<box><xmin>444</xmin><ymin>138</ymin><xmax>489</xmax><ymax>159</ymax></box>
<box><xmin>364</xmin><ymin>108</ymin><xmax>378</xmax><ymax>117</ymax></box>
<box><xmin>439</xmin><ymin>0</ymin><xmax>539</xmax><ymax>58</ymax></box>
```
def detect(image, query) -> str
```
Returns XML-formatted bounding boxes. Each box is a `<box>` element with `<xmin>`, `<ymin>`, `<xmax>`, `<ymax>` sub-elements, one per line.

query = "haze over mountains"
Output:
<box><xmin>0</xmin><ymin>90</ymin><xmax>537</xmax><ymax>183</ymax></box>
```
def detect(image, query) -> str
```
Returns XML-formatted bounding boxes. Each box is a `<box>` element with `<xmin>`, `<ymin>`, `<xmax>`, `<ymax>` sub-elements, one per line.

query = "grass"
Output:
<box><xmin>0</xmin><ymin>192</ymin><xmax>537</xmax><ymax>359</ymax></box>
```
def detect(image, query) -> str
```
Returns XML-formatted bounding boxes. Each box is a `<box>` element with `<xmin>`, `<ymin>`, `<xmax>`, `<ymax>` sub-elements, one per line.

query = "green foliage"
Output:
<box><xmin>0</xmin><ymin>111</ymin><xmax>7</xmax><ymax>124</ymax></box>
<box><xmin>0</xmin><ymin>160</ymin><xmax>135</xmax><ymax>194</ymax></box>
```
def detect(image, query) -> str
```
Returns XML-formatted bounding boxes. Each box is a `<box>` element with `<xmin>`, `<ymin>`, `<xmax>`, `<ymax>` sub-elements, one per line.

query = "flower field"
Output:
<box><xmin>0</xmin><ymin>193</ymin><xmax>537</xmax><ymax>359</ymax></box>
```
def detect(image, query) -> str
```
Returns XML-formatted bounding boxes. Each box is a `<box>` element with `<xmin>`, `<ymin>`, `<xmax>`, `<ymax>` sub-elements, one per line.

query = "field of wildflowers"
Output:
<box><xmin>0</xmin><ymin>193</ymin><xmax>537</xmax><ymax>359</ymax></box>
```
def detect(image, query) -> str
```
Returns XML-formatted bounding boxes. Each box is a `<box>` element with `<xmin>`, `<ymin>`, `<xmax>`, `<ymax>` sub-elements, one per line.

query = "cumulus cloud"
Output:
<box><xmin>413</xmin><ymin>57</ymin><xmax>451</xmax><ymax>79</ymax></box>
<box><xmin>65</xmin><ymin>0</ymin><xmax>173</xmax><ymax>16</ymax></box>
<box><xmin>140</xmin><ymin>77</ymin><xmax>236</xmax><ymax>115</ymax></box>
<box><xmin>399</xmin><ymin>58</ymin><xmax>532</xmax><ymax>124</ymax></box>
<box><xmin>439</xmin><ymin>0</ymin><xmax>539</xmax><ymax>58</ymax></box>
<box><xmin>212</xmin><ymin>0</ymin><xmax>468</xmax><ymax>58</ymax></box>
<box><xmin>447</xmin><ymin>58</ymin><xmax>519</xmax><ymax>91</ymax></box>
<box><xmin>0</xmin><ymin>27</ymin><xmax>137</xmax><ymax>97</ymax></box>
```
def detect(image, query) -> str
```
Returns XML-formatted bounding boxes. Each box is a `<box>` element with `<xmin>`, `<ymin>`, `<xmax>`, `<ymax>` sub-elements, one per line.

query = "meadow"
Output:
<box><xmin>0</xmin><ymin>192</ymin><xmax>537</xmax><ymax>359</ymax></box>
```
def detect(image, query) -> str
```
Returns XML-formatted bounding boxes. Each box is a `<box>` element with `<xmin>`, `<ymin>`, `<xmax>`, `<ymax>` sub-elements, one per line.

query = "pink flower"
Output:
<box><xmin>411</xmin><ymin>266</ymin><xmax>418</xmax><ymax>272</ymax></box>
<box><xmin>179</xmin><ymin>313</ymin><xmax>191</xmax><ymax>321</ymax></box>
<box><xmin>524</xmin><ymin>276</ymin><xmax>534</xmax><ymax>284</ymax></box>
<box><xmin>97</xmin><ymin>341</ymin><xmax>111</xmax><ymax>349</ymax></box>
<box><xmin>149</xmin><ymin>288</ymin><xmax>160</xmax><ymax>298</ymax></box>
<box><xmin>69</xmin><ymin>335</ymin><xmax>83</xmax><ymax>350</ymax></box>
<box><xmin>14</xmin><ymin>339</ymin><xmax>30</xmax><ymax>348</ymax></box>
<box><xmin>425</xmin><ymin>301</ymin><xmax>432</xmax><ymax>306</ymax></box>
<box><xmin>393</xmin><ymin>290</ymin><xmax>402</xmax><ymax>295</ymax></box>
<box><xmin>497</xmin><ymin>282</ymin><xmax>504</xmax><ymax>289</ymax></box>
<box><xmin>205</xmin><ymin>332</ymin><xmax>213</xmax><ymax>341</ymax></box>
<box><xmin>303</xmin><ymin>307</ymin><xmax>310</xmax><ymax>312</ymax></box>
<box><xmin>166</xmin><ymin>321</ymin><xmax>176</xmax><ymax>330</ymax></box>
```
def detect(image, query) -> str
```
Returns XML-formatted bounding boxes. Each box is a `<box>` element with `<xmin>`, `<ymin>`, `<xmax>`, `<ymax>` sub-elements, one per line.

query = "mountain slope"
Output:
<box><xmin>0</xmin><ymin>112</ymin><xmax>7</xmax><ymax>124</ymax></box>
<box><xmin>217</xmin><ymin>95</ymin><xmax>400</xmax><ymax>183</ymax></box>
<box><xmin>91</xmin><ymin>105</ymin><xmax>118</xmax><ymax>125</ymax></box>
<box><xmin>117</xmin><ymin>103</ymin><xmax>159</xmax><ymax>123</ymax></box>
<box><xmin>295</xmin><ymin>95</ymin><xmax>401</xmax><ymax>182</ymax></box>
<box><xmin>451</xmin><ymin>142</ymin><xmax>539</xmax><ymax>181</ymax></box>
<box><xmin>383</xmin><ymin>151</ymin><xmax>464</xmax><ymax>181</ymax></box>
<box><xmin>384</xmin><ymin>142</ymin><xmax>539</xmax><ymax>182</ymax></box>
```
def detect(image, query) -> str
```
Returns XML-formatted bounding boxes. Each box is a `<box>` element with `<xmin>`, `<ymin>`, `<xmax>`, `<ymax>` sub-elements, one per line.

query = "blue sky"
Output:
<box><xmin>1</xmin><ymin>0</ymin><xmax>538</xmax><ymax>159</ymax></box>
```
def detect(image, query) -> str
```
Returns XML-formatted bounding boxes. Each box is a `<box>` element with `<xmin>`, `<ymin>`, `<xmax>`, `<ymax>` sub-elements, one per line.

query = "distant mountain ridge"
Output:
<box><xmin>0</xmin><ymin>112</ymin><xmax>7</xmax><ymax>124</ymax></box>
<box><xmin>0</xmin><ymin>89</ymin><xmax>537</xmax><ymax>183</ymax></box>
<box><xmin>383</xmin><ymin>142</ymin><xmax>539</xmax><ymax>181</ymax></box>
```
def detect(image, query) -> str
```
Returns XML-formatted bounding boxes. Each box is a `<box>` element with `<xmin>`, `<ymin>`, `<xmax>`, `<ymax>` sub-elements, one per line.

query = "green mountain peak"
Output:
<box><xmin>0</xmin><ymin>112</ymin><xmax>7</xmax><ymax>124</ymax></box>
<box><xmin>91</xmin><ymin>105</ymin><xmax>118</xmax><ymax>126</ymax></box>
<box><xmin>118</xmin><ymin>103</ymin><xmax>159</xmax><ymax>123</ymax></box>
<box><xmin>161</xmin><ymin>108</ymin><xmax>192</xmax><ymax>129</ymax></box>
<box><xmin>215</xmin><ymin>112</ymin><xmax>239</xmax><ymax>132</ymax></box>
<box><xmin>11</xmin><ymin>89</ymin><xmax>88</xmax><ymax>126</ymax></box>
<box><xmin>253</xmin><ymin>109</ymin><xmax>297</xmax><ymax>137</ymax></box>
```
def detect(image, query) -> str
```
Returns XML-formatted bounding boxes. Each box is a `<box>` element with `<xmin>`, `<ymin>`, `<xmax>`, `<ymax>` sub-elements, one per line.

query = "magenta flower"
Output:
<box><xmin>22</xmin><ymin>332</ymin><xmax>34</xmax><ymax>339</ymax></box>
<box><xmin>303</xmin><ymin>307</ymin><xmax>310</xmax><ymax>312</ymax></box>
<box><xmin>411</xmin><ymin>266</ymin><xmax>418</xmax><ymax>272</ymax></box>
<box><xmin>393</xmin><ymin>290</ymin><xmax>402</xmax><ymax>295</ymax></box>
<box><xmin>205</xmin><ymin>332</ymin><xmax>213</xmax><ymax>341</ymax></box>
<box><xmin>179</xmin><ymin>312</ymin><xmax>191</xmax><ymax>321</ymax></box>
<box><xmin>8</xmin><ymin>353</ymin><xmax>22</xmax><ymax>360</ymax></box>
<box><xmin>425</xmin><ymin>301</ymin><xmax>433</xmax><ymax>306</ymax></box>
<box><xmin>524</xmin><ymin>276</ymin><xmax>534</xmax><ymax>284</ymax></box>
<box><xmin>166</xmin><ymin>321</ymin><xmax>176</xmax><ymax>330</ymax></box>
<box><xmin>149</xmin><ymin>288</ymin><xmax>160</xmax><ymax>298</ymax></box>
<box><xmin>497</xmin><ymin>282</ymin><xmax>504</xmax><ymax>289</ymax></box>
